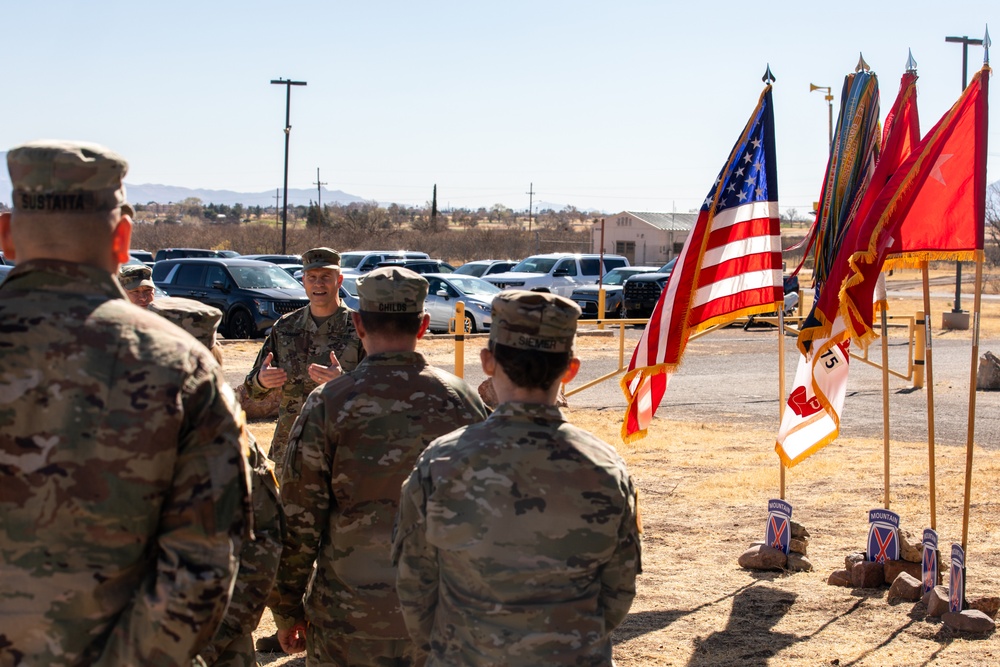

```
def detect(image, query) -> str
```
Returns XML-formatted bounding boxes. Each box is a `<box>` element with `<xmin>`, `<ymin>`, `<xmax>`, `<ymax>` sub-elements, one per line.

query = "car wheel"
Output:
<box><xmin>616</xmin><ymin>302</ymin><xmax>628</xmax><ymax>319</ymax></box>
<box><xmin>464</xmin><ymin>314</ymin><xmax>476</xmax><ymax>334</ymax></box>
<box><xmin>228</xmin><ymin>309</ymin><xmax>256</xmax><ymax>339</ymax></box>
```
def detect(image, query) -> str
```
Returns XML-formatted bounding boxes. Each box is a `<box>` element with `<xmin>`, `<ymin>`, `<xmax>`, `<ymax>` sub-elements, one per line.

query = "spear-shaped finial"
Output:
<box><xmin>856</xmin><ymin>52</ymin><xmax>870</xmax><ymax>73</ymax></box>
<box><xmin>762</xmin><ymin>64</ymin><xmax>776</xmax><ymax>84</ymax></box>
<box><xmin>984</xmin><ymin>25</ymin><xmax>991</xmax><ymax>65</ymax></box>
<box><xmin>905</xmin><ymin>48</ymin><xmax>918</xmax><ymax>72</ymax></box>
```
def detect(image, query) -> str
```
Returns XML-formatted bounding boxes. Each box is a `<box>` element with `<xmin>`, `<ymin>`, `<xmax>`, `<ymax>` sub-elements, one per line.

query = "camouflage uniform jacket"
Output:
<box><xmin>244</xmin><ymin>303</ymin><xmax>364</xmax><ymax>462</ymax></box>
<box><xmin>273</xmin><ymin>351</ymin><xmax>488</xmax><ymax>640</ymax></box>
<box><xmin>0</xmin><ymin>260</ymin><xmax>251</xmax><ymax>667</ymax></box>
<box><xmin>199</xmin><ymin>435</ymin><xmax>284</xmax><ymax>667</ymax></box>
<box><xmin>391</xmin><ymin>401</ymin><xmax>642</xmax><ymax>667</ymax></box>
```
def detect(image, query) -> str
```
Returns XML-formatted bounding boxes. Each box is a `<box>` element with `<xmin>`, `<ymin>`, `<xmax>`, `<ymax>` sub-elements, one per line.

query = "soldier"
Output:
<box><xmin>0</xmin><ymin>140</ymin><xmax>251</xmax><ymax>666</ymax></box>
<box><xmin>244</xmin><ymin>247</ymin><xmax>364</xmax><ymax>468</ymax></box>
<box><xmin>118</xmin><ymin>262</ymin><xmax>156</xmax><ymax>308</ymax></box>
<box><xmin>392</xmin><ymin>290</ymin><xmax>642</xmax><ymax>667</ymax></box>
<box><xmin>149</xmin><ymin>297</ymin><xmax>285</xmax><ymax>667</ymax></box>
<box><xmin>272</xmin><ymin>266</ymin><xmax>488</xmax><ymax>666</ymax></box>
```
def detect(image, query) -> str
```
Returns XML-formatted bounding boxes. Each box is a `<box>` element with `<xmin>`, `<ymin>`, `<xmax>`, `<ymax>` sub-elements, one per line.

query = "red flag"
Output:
<box><xmin>883</xmin><ymin>65</ymin><xmax>990</xmax><ymax>268</ymax></box>
<box><xmin>622</xmin><ymin>86</ymin><xmax>782</xmax><ymax>442</ymax></box>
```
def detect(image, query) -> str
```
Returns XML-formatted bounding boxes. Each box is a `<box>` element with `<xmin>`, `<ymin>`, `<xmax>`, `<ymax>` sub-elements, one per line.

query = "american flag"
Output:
<box><xmin>621</xmin><ymin>85</ymin><xmax>783</xmax><ymax>442</ymax></box>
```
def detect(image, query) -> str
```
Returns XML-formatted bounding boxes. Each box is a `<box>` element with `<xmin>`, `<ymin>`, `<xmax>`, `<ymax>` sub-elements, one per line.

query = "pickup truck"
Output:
<box><xmin>484</xmin><ymin>253</ymin><xmax>629</xmax><ymax>297</ymax></box>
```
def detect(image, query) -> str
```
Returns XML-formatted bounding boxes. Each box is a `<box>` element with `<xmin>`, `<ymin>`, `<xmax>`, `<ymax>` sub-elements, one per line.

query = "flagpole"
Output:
<box><xmin>921</xmin><ymin>262</ymin><xmax>938</xmax><ymax>529</ymax></box>
<box><xmin>778</xmin><ymin>309</ymin><xmax>787</xmax><ymax>500</ymax></box>
<box><xmin>961</xmin><ymin>256</ymin><xmax>984</xmax><ymax>551</ymax></box>
<box><xmin>881</xmin><ymin>304</ymin><xmax>891</xmax><ymax>509</ymax></box>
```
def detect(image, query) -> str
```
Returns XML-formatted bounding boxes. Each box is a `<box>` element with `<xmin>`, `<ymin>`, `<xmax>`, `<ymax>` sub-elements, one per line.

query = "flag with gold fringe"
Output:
<box><xmin>882</xmin><ymin>65</ymin><xmax>990</xmax><ymax>270</ymax></box>
<box><xmin>622</xmin><ymin>83</ymin><xmax>782</xmax><ymax>443</ymax></box>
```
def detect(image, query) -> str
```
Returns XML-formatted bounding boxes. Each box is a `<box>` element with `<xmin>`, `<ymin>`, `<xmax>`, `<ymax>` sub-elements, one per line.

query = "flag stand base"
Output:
<box><xmin>942</xmin><ymin>311</ymin><xmax>970</xmax><ymax>330</ymax></box>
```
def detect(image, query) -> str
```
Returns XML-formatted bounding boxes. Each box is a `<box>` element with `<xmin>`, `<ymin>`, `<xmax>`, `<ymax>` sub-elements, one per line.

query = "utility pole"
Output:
<box><xmin>526</xmin><ymin>182</ymin><xmax>535</xmax><ymax>233</ymax></box>
<box><xmin>273</xmin><ymin>189</ymin><xmax>281</xmax><ymax>228</ymax></box>
<box><xmin>270</xmin><ymin>77</ymin><xmax>307</xmax><ymax>253</ymax></box>
<box><xmin>313</xmin><ymin>168</ymin><xmax>327</xmax><ymax>243</ymax></box>
<box><xmin>944</xmin><ymin>35</ymin><xmax>983</xmax><ymax>319</ymax></box>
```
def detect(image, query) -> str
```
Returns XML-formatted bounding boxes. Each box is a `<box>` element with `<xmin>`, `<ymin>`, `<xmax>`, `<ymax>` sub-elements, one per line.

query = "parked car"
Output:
<box><xmin>621</xmin><ymin>258</ymin><xmax>678</xmax><ymax>319</ymax></box>
<box><xmin>129</xmin><ymin>249</ymin><xmax>155</xmax><ymax>265</ymax></box>
<box><xmin>453</xmin><ymin>259</ymin><xmax>518</xmax><ymax>278</ymax></box>
<box><xmin>154</xmin><ymin>248</ymin><xmax>223</xmax><ymax>262</ymax></box>
<box><xmin>570</xmin><ymin>266</ymin><xmax>660</xmax><ymax>319</ymax></box>
<box><xmin>340</xmin><ymin>250</ymin><xmax>430</xmax><ymax>274</ymax></box>
<box><xmin>484</xmin><ymin>253</ymin><xmax>629</xmax><ymax>297</ymax></box>
<box><xmin>376</xmin><ymin>258</ymin><xmax>455</xmax><ymax>274</ymax></box>
<box><xmin>339</xmin><ymin>275</ymin><xmax>360</xmax><ymax>310</ymax></box>
<box><xmin>743</xmin><ymin>274</ymin><xmax>801</xmax><ymax>329</ymax></box>
<box><xmin>152</xmin><ymin>258</ymin><xmax>308</xmax><ymax>338</ymax></box>
<box><xmin>217</xmin><ymin>250</ymin><xmax>241</xmax><ymax>258</ymax></box>
<box><xmin>423</xmin><ymin>274</ymin><xmax>500</xmax><ymax>333</ymax></box>
<box><xmin>241</xmin><ymin>253</ymin><xmax>301</xmax><ymax>264</ymax></box>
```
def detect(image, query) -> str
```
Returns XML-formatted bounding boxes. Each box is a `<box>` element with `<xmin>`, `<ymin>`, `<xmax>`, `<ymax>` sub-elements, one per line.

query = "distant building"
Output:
<box><xmin>591</xmin><ymin>211</ymin><xmax>697</xmax><ymax>265</ymax></box>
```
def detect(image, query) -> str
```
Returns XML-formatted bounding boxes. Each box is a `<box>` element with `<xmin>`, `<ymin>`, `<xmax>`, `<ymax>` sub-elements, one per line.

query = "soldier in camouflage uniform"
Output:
<box><xmin>0</xmin><ymin>140</ymin><xmax>251</xmax><ymax>666</ymax></box>
<box><xmin>244</xmin><ymin>247</ymin><xmax>364</xmax><ymax>468</ymax></box>
<box><xmin>149</xmin><ymin>297</ymin><xmax>285</xmax><ymax>667</ymax></box>
<box><xmin>119</xmin><ymin>261</ymin><xmax>155</xmax><ymax>308</ymax></box>
<box><xmin>273</xmin><ymin>267</ymin><xmax>488</xmax><ymax>666</ymax></box>
<box><xmin>392</xmin><ymin>290</ymin><xmax>642</xmax><ymax>667</ymax></box>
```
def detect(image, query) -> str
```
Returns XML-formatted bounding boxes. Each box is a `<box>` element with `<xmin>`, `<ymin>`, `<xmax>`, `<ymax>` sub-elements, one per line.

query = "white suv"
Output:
<box><xmin>339</xmin><ymin>250</ymin><xmax>430</xmax><ymax>275</ymax></box>
<box><xmin>484</xmin><ymin>253</ymin><xmax>629</xmax><ymax>297</ymax></box>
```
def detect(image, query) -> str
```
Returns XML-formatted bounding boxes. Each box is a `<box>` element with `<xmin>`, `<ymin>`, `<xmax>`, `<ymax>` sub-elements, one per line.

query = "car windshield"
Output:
<box><xmin>447</xmin><ymin>276</ymin><xmax>501</xmax><ymax>296</ymax></box>
<box><xmin>454</xmin><ymin>264</ymin><xmax>485</xmax><ymax>276</ymax></box>
<box><xmin>511</xmin><ymin>257</ymin><xmax>558</xmax><ymax>274</ymax></box>
<box><xmin>229</xmin><ymin>264</ymin><xmax>302</xmax><ymax>290</ymax></box>
<box><xmin>339</xmin><ymin>253</ymin><xmax>365</xmax><ymax>269</ymax></box>
<box><xmin>342</xmin><ymin>276</ymin><xmax>359</xmax><ymax>296</ymax></box>
<box><xmin>658</xmin><ymin>258</ymin><xmax>678</xmax><ymax>273</ymax></box>
<box><xmin>602</xmin><ymin>269</ymin><xmax>634</xmax><ymax>286</ymax></box>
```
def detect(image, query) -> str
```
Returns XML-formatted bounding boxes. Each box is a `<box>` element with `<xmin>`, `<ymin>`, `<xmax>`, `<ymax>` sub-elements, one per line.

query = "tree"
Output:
<box><xmin>987</xmin><ymin>181</ymin><xmax>1000</xmax><ymax>265</ymax></box>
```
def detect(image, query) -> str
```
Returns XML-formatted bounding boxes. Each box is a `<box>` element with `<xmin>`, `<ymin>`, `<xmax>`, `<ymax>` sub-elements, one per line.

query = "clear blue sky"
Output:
<box><xmin>3</xmin><ymin>1</ymin><xmax>997</xmax><ymax>215</ymax></box>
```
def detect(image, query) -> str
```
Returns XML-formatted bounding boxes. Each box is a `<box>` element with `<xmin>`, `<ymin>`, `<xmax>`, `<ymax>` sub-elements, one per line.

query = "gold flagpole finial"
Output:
<box><xmin>856</xmin><ymin>53</ymin><xmax>871</xmax><ymax>73</ymax></box>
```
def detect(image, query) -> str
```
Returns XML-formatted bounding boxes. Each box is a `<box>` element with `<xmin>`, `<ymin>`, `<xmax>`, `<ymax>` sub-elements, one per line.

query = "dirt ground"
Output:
<box><xmin>225</xmin><ymin>274</ymin><xmax>999</xmax><ymax>666</ymax></box>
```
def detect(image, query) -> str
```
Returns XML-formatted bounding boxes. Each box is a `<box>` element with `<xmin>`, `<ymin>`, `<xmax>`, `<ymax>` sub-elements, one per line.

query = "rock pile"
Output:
<box><xmin>738</xmin><ymin>520</ymin><xmax>813</xmax><ymax>572</ymax></box>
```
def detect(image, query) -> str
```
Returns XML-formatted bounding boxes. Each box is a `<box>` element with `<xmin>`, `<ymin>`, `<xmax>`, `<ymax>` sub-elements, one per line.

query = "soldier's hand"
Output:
<box><xmin>308</xmin><ymin>351</ymin><xmax>342</xmax><ymax>384</ymax></box>
<box><xmin>278</xmin><ymin>624</ymin><xmax>307</xmax><ymax>654</ymax></box>
<box><xmin>258</xmin><ymin>352</ymin><xmax>288</xmax><ymax>389</ymax></box>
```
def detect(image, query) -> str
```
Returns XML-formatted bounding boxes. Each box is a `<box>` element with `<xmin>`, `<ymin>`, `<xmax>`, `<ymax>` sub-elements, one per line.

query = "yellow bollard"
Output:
<box><xmin>912</xmin><ymin>310</ymin><xmax>925</xmax><ymax>389</ymax></box>
<box><xmin>597</xmin><ymin>289</ymin><xmax>606</xmax><ymax>331</ymax></box>
<box><xmin>452</xmin><ymin>301</ymin><xmax>465</xmax><ymax>378</ymax></box>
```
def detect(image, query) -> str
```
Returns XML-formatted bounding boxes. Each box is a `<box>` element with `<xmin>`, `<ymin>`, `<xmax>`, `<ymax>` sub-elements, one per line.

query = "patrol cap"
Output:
<box><xmin>489</xmin><ymin>290</ymin><xmax>581</xmax><ymax>353</ymax></box>
<box><xmin>121</xmin><ymin>202</ymin><xmax>135</xmax><ymax>217</ymax></box>
<box><xmin>119</xmin><ymin>264</ymin><xmax>154</xmax><ymax>291</ymax></box>
<box><xmin>302</xmin><ymin>247</ymin><xmax>341</xmax><ymax>271</ymax></box>
<box><xmin>7</xmin><ymin>140</ymin><xmax>128</xmax><ymax>214</ymax></box>
<box><xmin>357</xmin><ymin>266</ymin><xmax>428</xmax><ymax>313</ymax></box>
<box><xmin>148</xmin><ymin>296</ymin><xmax>222</xmax><ymax>350</ymax></box>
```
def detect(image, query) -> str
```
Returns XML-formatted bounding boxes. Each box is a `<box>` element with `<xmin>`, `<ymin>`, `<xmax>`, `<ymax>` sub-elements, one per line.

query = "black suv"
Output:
<box><xmin>152</xmin><ymin>258</ymin><xmax>308</xmax><ymax>338</ymax></box>
<box><xmin>621</xmin><ymin>258</ymin><xmax>678</xmax><ymax>319</ymax></box>
<box><xmin>376</xmin><ymin>259</ymin><xmax>455</xmax><ymax>274</ymax></box>
<box><xmin>154</xmin><ymin>248</ymin><xmax>224</xmax><ymax>262</ymax></box>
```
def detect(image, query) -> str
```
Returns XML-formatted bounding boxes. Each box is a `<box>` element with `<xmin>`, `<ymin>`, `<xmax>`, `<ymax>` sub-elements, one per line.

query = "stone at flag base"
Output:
<box><xmin>738</xmin><ymin>519</ymin><xmax>812</xmax><ymax>572</ymax></box>
<box><xmin>977</xmin><ymin>350</ymin><xmax>1000</xmax><ymax>390</ymax></box>
<box><xmin>942</xmin><ymin>610</ymin><xmax>996</xmax><ymax>633</ymax></box>
<box><xmin>887</xmin><ymin>572</ymin><xmax>923</xmax><ymax>603</ymax></box>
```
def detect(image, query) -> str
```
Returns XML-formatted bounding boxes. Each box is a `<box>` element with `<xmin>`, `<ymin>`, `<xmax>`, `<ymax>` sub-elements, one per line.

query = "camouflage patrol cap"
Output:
<box><xmin>7</xmin><ymin>140</ymin><xmax>128</xmax><ymax>214</ymax></box>
<box><xmin>489</xmin><ymin>290</ymin><xmax>581</xmax><ymax>353</ymax></box>
<box><xmin>148</xmin><ymin>296</ymin><xmax>222</xmax><ymax>350</ymax></box>
<box><xmin>302</xmin><ymin>247</ymin><xmax>341</xmax><ymax>271</ymax></box>
<box><xmin>119</xmin><ymin>264</ymin><xmax>154</xmax><ymax>291</ymax></box>
<box><xmin>357</xmin><ymin>266</ymin><xmax>428</xmax><ymax>313</ymax></box>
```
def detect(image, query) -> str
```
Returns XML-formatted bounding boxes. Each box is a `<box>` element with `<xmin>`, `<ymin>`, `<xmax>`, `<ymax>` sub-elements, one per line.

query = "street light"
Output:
<box><xmin>809</xmin><ymin>83</ymin><xmax>834</xmax><ymax>149</ymax></box>
<box><xmin>270</xmin><ymin>77</ymin><xmax>307</xmax><ymax>254</ymax></box>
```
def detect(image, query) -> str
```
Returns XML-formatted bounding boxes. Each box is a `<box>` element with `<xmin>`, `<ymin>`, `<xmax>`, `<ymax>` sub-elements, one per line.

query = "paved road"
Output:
<box><xmin>448</xmin><ymin>325</ymin><xmax>999</xmax><ymax>451</ymax></box>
